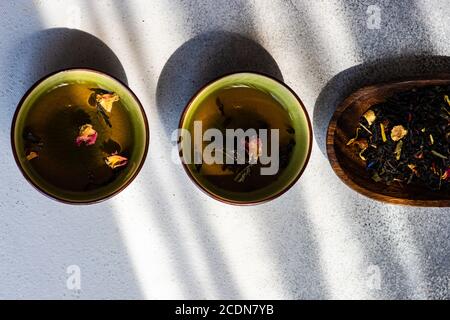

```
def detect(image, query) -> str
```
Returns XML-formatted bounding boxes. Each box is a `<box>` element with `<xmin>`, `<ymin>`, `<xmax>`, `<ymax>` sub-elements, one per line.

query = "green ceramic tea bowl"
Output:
<box><xmin>179</xmin><ymin>72</ymin><xmax>312</xmax><ymax>205</ymax></box>
<box><xmin>11</xmin><ymin>69</ymin><xmax>149</xmax><ymax>204</ymax></box>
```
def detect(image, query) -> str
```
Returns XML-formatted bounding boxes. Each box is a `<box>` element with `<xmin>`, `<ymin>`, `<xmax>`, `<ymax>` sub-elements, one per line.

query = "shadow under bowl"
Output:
<box><xmin>11</xmin><ymin>69</ymin><xmax>149</xmax><ymax>204</ymax></box>
<box><xmin>179</xmin><ymin>72</ymin><xmax>313</xmax><ymax>205</ymax></box>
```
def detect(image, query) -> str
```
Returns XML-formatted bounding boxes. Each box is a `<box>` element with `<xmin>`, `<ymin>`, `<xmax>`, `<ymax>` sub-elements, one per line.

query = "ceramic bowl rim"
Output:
<box><xmin>10</xmin><ymin>67</ymin><xmax>150</xmax><ymax>205</ymax></box>
<box><xmin>178</xmin><ymin>71</ymin><xmax>313</xmax><ymax>206</ymax></box>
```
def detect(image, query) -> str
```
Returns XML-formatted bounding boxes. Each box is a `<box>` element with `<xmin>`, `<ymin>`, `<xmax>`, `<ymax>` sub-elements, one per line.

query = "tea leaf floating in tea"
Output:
<box><xmin>216</xmin><ymin>97</ymin><xmax>225</xmax><ymax>116</ymax></box>
<box><xmin>348</xmin><ymin>85</ymin><xmax>450</xmax><ymax>190</ymax></box>
<box><xmin>231</xmin><ymin>136</ymin><xmax>263</xmax><ymax>183</ymax></box>
<box><xmin>75</xmin><ymin>124</ymin><xmax>98</xmax><ymax>146</ymax></box>
<box><xmin>286</xmin><ymin>125</ymin><xmax>296</xmax><ymax>135</ymax></box>
<box><xmin>218</xmin><ymin>135</ymin><xmax>263</xmax><ymax>184</ymax></box>
<box><xmin>23</xmin><ymin>129</ymin><xmax>43</xmax><ymax>161</ymax></box>
<box><xmin>101</xmin><ymin>139</ymin><xmax>122</xmax><ymax>154</ymax></box>
<box><xmin>89</xmin><ymin>89</ymin><xmax>120</xmax><ymax>128</ymax></box>
<box><xmin>234</xmin><ymin>164</ymin><xmax>253</xmax><ymax>183</ymax></box>
<box><xmin>23</xmin><ymin>130</ymin><xmax>42</xmax><ymax>145</ymax></box>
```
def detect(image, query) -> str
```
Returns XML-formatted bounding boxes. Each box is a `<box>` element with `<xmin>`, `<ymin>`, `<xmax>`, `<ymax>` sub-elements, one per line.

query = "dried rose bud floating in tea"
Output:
<box><xmin>186</xmin><ymin>86</ymin><xmax>296</xmax><ymax>193</ymax></box>
<box><xmin>348</xmin><ymin>85</ymin><xmax>450</xmax><ymax>191</ymax></box>
<box><xmin>22</xmin><ymin>82</ymin><xmax>131</xmax><ymax>192</ymax></box>
<box><xmin>75</xmin><ymin>124</ymin><xmax>98</xmax><ymax>146</ymax></box>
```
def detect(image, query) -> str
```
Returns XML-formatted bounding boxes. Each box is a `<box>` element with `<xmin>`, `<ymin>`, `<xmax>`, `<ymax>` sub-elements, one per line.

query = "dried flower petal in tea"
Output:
<box><xmin>391</xmin><ymin>125</ymin><xmax>408</xmax><ymax>141</ymax></box>
<box><xmin>26</xmin><ymin>151</ymin><xmax>39</xmax><ymax>161</ymax></box>
<box><xmin>96</xmin><ymin>92</ymin><xmax>119</xmax><ymax>113</ymax></box>
<box><xmin>363</xmin><ymin>110</ymin><xmax>376</xmax><ymax>126</ymax></box>
<box><xmin>105</xmin><ymin>154</ymin><xmax>128</xmax><ymax>169</ymax></box>
<box><xmin>88</xmin><ymin>89</ymin><xmax>120</xmax><ymax>128</ymax></box>
<box><xmin>244</xmin><ymin>136</ymin><xmax>263</xmax><ymax>163</ymax></box>
<box><xmin>75</xmin><ymin>124</ymin><xmax>98</xmax><ymax>146</ymax></box>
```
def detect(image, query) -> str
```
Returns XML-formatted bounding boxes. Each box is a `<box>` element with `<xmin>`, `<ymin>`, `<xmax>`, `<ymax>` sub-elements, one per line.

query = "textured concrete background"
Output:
<box><xmin>0</xmin><ymin>0</ymin><xmax>449</xmax><ymax>299</ymax></box>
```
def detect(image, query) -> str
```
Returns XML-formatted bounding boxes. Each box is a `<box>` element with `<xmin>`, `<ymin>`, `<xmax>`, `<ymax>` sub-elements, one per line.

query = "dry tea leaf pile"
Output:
<box><xmin>348</xmin><ymin>86</ymin><xmax>450</xmax><ymax>191</ymax></box>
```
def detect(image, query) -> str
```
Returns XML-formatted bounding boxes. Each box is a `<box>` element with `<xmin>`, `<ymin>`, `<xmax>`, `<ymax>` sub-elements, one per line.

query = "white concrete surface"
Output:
<box><xmin>0</xmin><ymin>0</ymin><xmax>449</xmax><ymax>299</ymax></box>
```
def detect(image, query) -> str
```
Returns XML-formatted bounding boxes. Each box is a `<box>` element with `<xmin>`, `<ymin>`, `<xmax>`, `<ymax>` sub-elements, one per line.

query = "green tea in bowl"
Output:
<box><xmin>12</xmin><ymin>69</ymin><xmax>149</xmax><ymax>204</ymax></box>
<box><xmin>178</xmin><ymin>73</ymin><xmax>312</xmax><ymax>205</ymax></box>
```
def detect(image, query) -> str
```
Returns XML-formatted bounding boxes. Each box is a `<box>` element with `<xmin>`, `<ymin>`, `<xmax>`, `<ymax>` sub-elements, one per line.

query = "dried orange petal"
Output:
<box><xmin>105</xmin><ymin>154</ymin><xmax>128</xmax><ymax>169</ymax></box>
<box><xmin>391</xmin><ymin>125</ymin><xmax>408</xmax><ymax>141</ymax></box>
<box><xmin>26</xmin><ymin>151</ymin><xmax>39</xmax><ymax>161</ymax></box>
<box><xmin>380</xmin><ymin>123</ymin><xmax>387</xmax><ymax>142</ymax></box>
<box><xmin>363</xmin><ymin>110</ymin><xmax>376</xmax><ymax>126</ymax></box>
